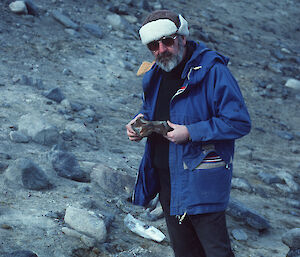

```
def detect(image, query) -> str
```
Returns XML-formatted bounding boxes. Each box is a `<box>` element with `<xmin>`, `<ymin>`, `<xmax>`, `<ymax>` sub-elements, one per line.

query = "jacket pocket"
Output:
<box><xmin>185</xmin><ymin>165</ymin><xmax>232</xmax><ymax>205</ymax></box>
<box><xmin>182</xmin><ymin>143</ymin><xmax>223</xmax><ymax>170</ymax></box>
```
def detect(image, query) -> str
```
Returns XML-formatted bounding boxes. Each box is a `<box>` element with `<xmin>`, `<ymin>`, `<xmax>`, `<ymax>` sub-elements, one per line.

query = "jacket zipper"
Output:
<box><xmin>171</xmin><ymin>66</ymin><xmax>202</xmax><ymax>101</ymax></box>
<box><xmin>169</xmin><ymin>66</ymin><xmax>202</xmax><ymax>220</ymax></box>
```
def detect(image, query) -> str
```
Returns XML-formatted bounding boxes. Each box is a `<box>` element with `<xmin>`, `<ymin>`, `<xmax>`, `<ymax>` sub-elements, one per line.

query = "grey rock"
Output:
<box><xmin>50</xmin><ymin>149</ymin><xmax>90</xmax><ymax>182</ymax></box>
<box><xmin>91</xmin><ymin>163</ymin><xmax>134</xmax><ymax>195</ymax></box>
<box><xmin>287</xmin><ymin>249</ymin><xmax>300</xmax><ymax>257</ymax></box>
<box><xmin>231</xmin><ymin>177</ymin><xmax>253</xmax><ymax>193</ymax></box>
<box><xmin>0</xmin><ymin>162</ymin><xmax>9</xmax><ymax>173</ymax></box>
<box><xmin>62</xmin><ymin>227</ymin><xmax>96</xmax><ymax>247</ymax></box>
<box><xmin>83</xmin><ymin>23</ymin><xmax>103</xmax><ymax>39</ymax></box>
<box><xmin>226</xmin><ymin>198</ymin><xmax>270</xmax><ymax>230</ymax></box>
<box><xmin>43</xmin><ymin>87</ymin><xmax>65</xmax><ymax>103</ymax></box>
<box><xmin>18</xmin><ymin>113</ymin><xmax>60</xmax><ymax>146</ymax></box>
<box><xmin>278</xmin><ymin>171</ymin><xmax>299</xmax><ymax>193</ymax></box>
<box><xmin>275</xmin><ymin>130</ymin><xmax>294</xmax><ymax>140</ymax></box>
<box><xmin>270</xmin><ymin>49</ymin><xmax>285</xmax><ymax>61</ymax></box>
<box><xmin>20</xmin><ymin>159</ymin><xmax>52</xmax><ymax>190</ymax></box>
<box><xmin>24</xmin><ymin>0</ymin><xmax>40</xmax><ymax>16</ymax></box>
<box><xmin>5</xmin><ymin>158</ymin><xmax>52</xmax><ymax>190</ymax></box>
<box><xmin>52</xmin><ymin>10</ymin><xmax>79</xmax><ymax>30</ymax></box>
<box><xmin>258</xmin><ymin>171</ymin><xmax>284</xmax><ymax>185</ymax></box>
<box><xmin>16</xmin><ymin>75</ymin><xmax>34</xmax><ymax>86</ymax></box>
<box><xmin>287</xmin><ymin>199</ymin><xmax>300</xmax><ymax>209</ymax></box>
<box><xmin>9</xmin><ymin>131</ymin><xmax>30</xmax><ymax>143</ymax></box>
<box><xmin>282</xmin><ymin>228</ymin><xmax>300</xmax><ymax>249</ymax></box>
<box><xmin>231</xmin><ymin>228</ymin><xmax>248</xmax><ymax>241</ymax></box>
<box><xmin>3</xmin><ymin>250</ymin><xmax>38</xmax><ymax>257</ymax></box>
<box><xmin>267</xmin><ymin>63</ymin><xmax>282</xmax><ymax>73</ymax></box>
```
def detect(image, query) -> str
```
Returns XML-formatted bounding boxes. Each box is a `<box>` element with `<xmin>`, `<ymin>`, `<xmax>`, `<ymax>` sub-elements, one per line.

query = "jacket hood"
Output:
<box><xmin>181</xmin><ymin>41</ymin><xmax>229</xmax><ymax>79</ymax></box>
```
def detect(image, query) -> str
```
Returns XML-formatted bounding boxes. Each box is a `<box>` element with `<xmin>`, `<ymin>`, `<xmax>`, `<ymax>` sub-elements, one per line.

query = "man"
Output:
<box><xmin>126</xmin><ymin>9</ymin><xmax>251</xmax><ymax>257</ymax></box>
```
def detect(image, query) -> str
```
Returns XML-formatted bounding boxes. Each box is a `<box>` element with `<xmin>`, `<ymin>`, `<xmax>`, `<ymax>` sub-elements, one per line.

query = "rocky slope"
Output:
<box><xmin>0</xmin><ymin>0</ymin><xmax>300</xmax><ymax>256</ymax></box>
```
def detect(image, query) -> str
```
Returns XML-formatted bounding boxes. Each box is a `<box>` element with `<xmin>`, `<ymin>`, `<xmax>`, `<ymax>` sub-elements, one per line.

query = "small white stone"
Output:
<box><xmin>9</xmin><ymin>1</ymin><xmax>28</xmax><ymax>14</ymax></box>
<box><xmin>285</xmin><ymin>78</ymin><xmax>300</xmax><ymax>90</ymax></box>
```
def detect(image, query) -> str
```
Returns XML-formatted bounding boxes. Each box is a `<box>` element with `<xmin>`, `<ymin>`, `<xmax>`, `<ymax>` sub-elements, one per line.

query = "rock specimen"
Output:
<box><xmin>132</xmin><ymin>117</ymin><xmax>172</xmax><ymax>137</ymax></box>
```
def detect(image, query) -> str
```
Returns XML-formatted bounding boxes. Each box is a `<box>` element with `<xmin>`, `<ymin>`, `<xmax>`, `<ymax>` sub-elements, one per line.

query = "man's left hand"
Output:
<box><xmin>165</xmin><ymin>121</ymin><xmax>190</xmax><ymax>144</ymax></box>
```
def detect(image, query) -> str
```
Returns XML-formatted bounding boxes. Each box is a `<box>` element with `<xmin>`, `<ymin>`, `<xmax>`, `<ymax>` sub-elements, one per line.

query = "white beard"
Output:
<box><xmin>155</xmin><ymin>39</ymin><xmax>185</xmax><ymax>72</ymax></box>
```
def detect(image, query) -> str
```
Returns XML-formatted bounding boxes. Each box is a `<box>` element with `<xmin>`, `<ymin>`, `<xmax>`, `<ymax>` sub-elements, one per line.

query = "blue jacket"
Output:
<box><xmin>133</xmin><ymin>41</ymin><xmax>251</xmax><ymax>216</ymax></box>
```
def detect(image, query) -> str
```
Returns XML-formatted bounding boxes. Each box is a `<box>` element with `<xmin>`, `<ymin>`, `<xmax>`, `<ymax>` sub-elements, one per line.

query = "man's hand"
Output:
<box><xmin>165</xmin><ymin>121</ymin><xmax>190</xmax><ymax>144</ymax></box>
<box><xmin>126</xmin><ymin>114</ymin><xmax>144</xmax><ymax>142</ymax></box>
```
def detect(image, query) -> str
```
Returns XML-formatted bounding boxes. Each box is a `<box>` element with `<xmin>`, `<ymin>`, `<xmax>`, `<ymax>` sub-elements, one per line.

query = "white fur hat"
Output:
<box><xmin>139</xmin><ymin>10</ymin><xmax>189</xmax><ymax>45</ymax></box>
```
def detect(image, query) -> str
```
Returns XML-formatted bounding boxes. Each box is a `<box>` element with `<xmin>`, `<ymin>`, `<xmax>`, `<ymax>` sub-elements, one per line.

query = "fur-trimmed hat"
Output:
<box><xmin>139</xmin><ymin>10</ymin><xmax>189</xmax><ymax>45</ymax></box>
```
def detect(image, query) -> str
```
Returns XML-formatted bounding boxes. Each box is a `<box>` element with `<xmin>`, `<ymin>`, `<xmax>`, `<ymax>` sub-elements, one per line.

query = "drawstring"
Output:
<box><xmin>176</xmin><ymin>212</ymin><xmax>187</xmax><ymax>224</ymax></box>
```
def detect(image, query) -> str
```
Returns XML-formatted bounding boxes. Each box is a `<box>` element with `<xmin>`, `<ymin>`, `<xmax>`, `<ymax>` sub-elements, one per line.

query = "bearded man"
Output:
<box><xmin>126</xmin><ymin>9</ymin><xmax>251</xmax><ymax>257</ymax></box>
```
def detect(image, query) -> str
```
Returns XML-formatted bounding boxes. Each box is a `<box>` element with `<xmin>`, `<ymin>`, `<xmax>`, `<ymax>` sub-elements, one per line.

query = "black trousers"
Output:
<box><xmin>157</xmin><ymin>168</ymin><xmax>235</xmax><ymax>257</ymax></box>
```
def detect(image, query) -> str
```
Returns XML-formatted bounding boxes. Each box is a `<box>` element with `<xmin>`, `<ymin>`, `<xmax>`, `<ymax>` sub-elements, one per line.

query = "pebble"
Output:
<box><xmin>9</xmin><ymin>1</ymin><xmax>28</xmax><ymax>15</ymax></box>
<box><xmin>231</xmin><ymin>177</ymin><xmax>253</xmax><ymax>193</ymax></box>
<box><xmin>258</xmin><ymin>171</ymin><xmax>284</xmax><ymax>185</ymax></box>
<box><xmin>52</xmin><ymin>10</ymin><xmax>79</xmax><ymax>30</ymax></box>
<box><xmin>231</xmin><ymin>228</ymin><xmax>248</xmax><ymax>241</ymax></box>
<box><xmin>282</xmin><ymin>228</ymin><xmax>300</xmax><ymax>249</ymax></box>
<box><xmin>3</xmin><ymin>250</ymin><xmax>38</xmax><ymax>257</ymax></box>
<box><xmin>9</xmin><ymin>131</ymin><xmax>30</xmax><ymax>143</ymax></box>
<box><xmin>285</xmin><ymin>79</ymin><xmax>300</xmax><ymax>90</ymax></box>
<box><xmin>43</xmin><ymin>87</ymin><xmax>65</xmax><ymax>103</ymax></box>
<box><xmin>83</xmin><ymin>23</ymin><xmax>103</xmax><ymax>39</ymax></box>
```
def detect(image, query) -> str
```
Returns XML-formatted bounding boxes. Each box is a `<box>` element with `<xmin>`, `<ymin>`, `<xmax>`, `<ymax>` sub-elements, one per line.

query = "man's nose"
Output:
<box><xmin>157</xmin><ymin>41</ymin><xmax>167</xmax><ymax>53</ymax></box>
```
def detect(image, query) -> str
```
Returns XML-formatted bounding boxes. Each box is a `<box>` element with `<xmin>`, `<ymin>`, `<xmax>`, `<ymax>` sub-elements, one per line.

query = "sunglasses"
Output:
<box><xmin>147</xmin><ymin>35</ymin><xmax>177</xmax><ymax>51</ymax></box>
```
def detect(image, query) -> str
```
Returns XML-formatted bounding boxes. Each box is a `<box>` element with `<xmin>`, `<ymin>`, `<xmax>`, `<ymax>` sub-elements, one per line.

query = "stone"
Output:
<box><xmin>231</xmin><ymin>178</ymin><xmax>253</xmax><ymax>193</ymax></box>
<box><xmin>20</xmin><ymin>159</ymin><xmax>52</xmax><ymax>190</ymax></box>
<box><xmin>132</xmin><ymin>117</ymin><xmax>173</xmax><ymax>137</ymax></box>
<box><xmin>278</xmin><ymin>171</ymin><xmax>299</xmax><ymax>193</ymax></box>
<box><xmin>62</xmin><ymin>227</ymin><xmax>96</xmax><ymax>247</ymax></box>
<box><xmin>4</xmin><ymin>158</ymin><xmax>52</xmax><ymax>190</ymax></box>
<box><xmin>91</xmin><ymin>163</ymin><xmax>134</xmax><ymax>195</ymax></box>
<box><xmin>226</xmin><ymin>198</ymin><xmax>270</xmax><ymax>230</ymax></box>
<box><xmin>258</xmin><ymin>171</ymin><xmax>284</xmax><ymax>185</ymax></box>
<box><xmin>64</xmin><ymin>206</ymin><xmax>107</xmax><ymax>242</ymax></box>
<box><xmin>83</xmin><ymin>23</ymin><xmax>103</xmax><ymax>39</ymax></box>
<box><xmin>275</xmin><ymin>130</ymin><xmax>294</xmax><ymax>140</ymax></box>
<box><xmin>285</xmin><ymin>79</ymin><xmax>300</xmax><ymax>90</ymax></box>
<box><xmin>52</xmin><ymin>10</ymin><xmax>79</xmax><ymax>30</ymax></box>
<box><xmin>287</xmin><ymin>249</ymin><xmax>300</xmax><ymax>257</ymax></box>
<box><xmin>9</xmin><ymin>131</ymin><xmax>30</xmax><ymax>143</ymax></box>
<box><xmin>9</xmin><ymin>1</ymin><xmax>28</xmax><ymax>15</ymax></box>
<box><xmin>18</xmin><ymin>113</ymin><xmax>60</xmax><ymax>146</ymax></box>
<box><xmin>282</xmin><ymin>228</ymin><xmax>300</xmax><ymax>249</ymax></box>
<box><xmin>24</xmin><ymin>0</ymin><xmax>40</xmax><ymax>16</ymax></box>
<box><xmin>43</xmin><ymin>87</ymin><xmax>65</xmax><ymax>103</ymax></box>
<box><xmin>3</xmin><ymin>250</ymin><xmax>38</xmax><ymax>257</ymax></box>
<box><xmin>50</xmin><ymin>149</ymin><xmax>90</xmax><ymax>182</ymax></box>
<box><xmin>231</xmin><ymin>228</ymin><xmax>248</xmax><ymax>241</ymax></box>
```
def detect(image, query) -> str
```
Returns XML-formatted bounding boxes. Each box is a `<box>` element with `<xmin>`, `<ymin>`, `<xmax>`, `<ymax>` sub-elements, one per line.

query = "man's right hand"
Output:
<box><xmin>126</xmin><ymin>113</ymin><xmax>144</xmax><ymax>142</ymax></box>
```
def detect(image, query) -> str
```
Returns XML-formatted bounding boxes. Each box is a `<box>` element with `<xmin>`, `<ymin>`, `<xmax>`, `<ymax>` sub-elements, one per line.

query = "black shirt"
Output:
<box><xmin>151</xmin><ymin>46</ymin><xmax>193</xmax><ymax>169</ymax></box>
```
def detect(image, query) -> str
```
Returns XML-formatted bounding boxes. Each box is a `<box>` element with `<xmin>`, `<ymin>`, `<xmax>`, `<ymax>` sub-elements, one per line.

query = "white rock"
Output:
<box><xmin>64</xmin><ymin>206</ymin><xmax>106</xmax><ymax>243</ymax></box>
<box><xmin>124</xmin><ymin>213</ymin><xmax>165</xmax><ymax>242</ymax></box>
<box><xmin>9</xmin><ymin>1</ymin><xmax>28</xmax><ymax>14</ymax></box>
<box><xmin>285</xmin><ymin>78</ymin><xmax>300</xmax><ymax>90</ymax></box>
<box><xmin>62</xmin><ymin>227</ymin><xmax>96</xmax><ymax>247</ymax></box>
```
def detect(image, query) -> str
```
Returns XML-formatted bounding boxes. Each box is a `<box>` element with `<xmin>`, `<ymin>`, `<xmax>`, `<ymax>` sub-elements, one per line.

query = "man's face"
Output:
<box><xmin>148</xmin><ymin>35</ymin><xmax>186</xmax><ymax>72</ymax></box>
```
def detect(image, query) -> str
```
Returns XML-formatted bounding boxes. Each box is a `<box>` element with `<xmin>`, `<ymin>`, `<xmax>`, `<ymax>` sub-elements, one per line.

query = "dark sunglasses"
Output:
<box><xmin>147</xmin><ymin>35</ymin><xmax>177</xmax><ymax>51</ymax></box>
